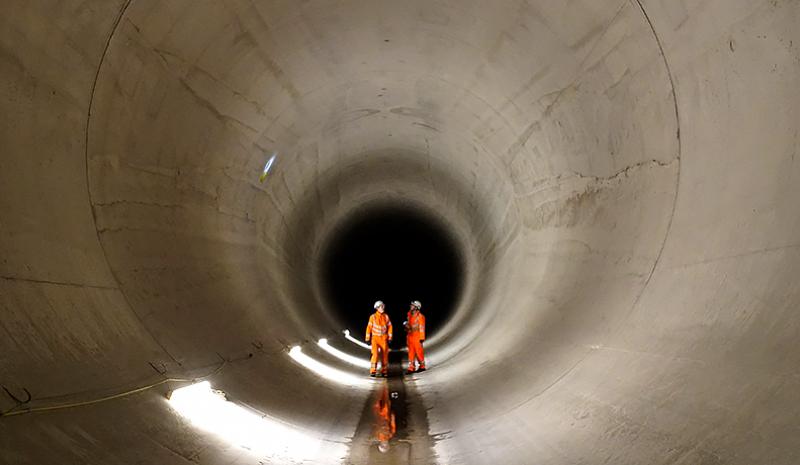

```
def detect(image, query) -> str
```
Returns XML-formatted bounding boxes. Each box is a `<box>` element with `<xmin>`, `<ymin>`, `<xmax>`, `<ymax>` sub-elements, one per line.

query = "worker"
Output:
<box><xmin>365</xmin><ymin>300</ymin><xmax>392</xmax><ymax>377</ymax></box>
<box><xmin>404</xmin><ymin>300</ymin><xmax>426</xmax><ymax>373</ymax></box>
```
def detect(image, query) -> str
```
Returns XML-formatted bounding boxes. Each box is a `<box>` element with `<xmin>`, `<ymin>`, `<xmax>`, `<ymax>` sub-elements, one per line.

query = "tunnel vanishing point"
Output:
<box><xmin>2</xmin><ymin>1</ymin><xmax>800</xmax><ymax>464</ymax></box>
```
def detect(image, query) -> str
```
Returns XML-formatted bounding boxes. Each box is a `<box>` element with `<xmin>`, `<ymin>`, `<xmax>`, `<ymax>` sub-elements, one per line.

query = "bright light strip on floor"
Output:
<box><xmin>168</xmin><ymin>381</ymin><xmax>346</xmax><ymax>461</ymax></box>
<box><xmin>318</xmin><ymin>338</ymin><xmax>371</xmax><ymax>369</ymax></box>
<box><xmin>289</xmin><ymin>346</ymin><xmax>371</xmax><ymax>388</ymax></box>
<box><xmin>343</xmin><ymin>329</ymin><xmax>372</xmax><ymax>350</ymax></box>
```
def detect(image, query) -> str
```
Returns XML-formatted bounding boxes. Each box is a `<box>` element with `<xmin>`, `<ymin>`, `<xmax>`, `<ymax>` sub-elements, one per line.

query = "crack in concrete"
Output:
<box><xmin>152</xmin><ymin>46</ymin><xmax>267</xmax><ymax>115</ymax></box>
<box><xmin>94</xmin><ymin>199</ymin><xmax>185</xmax><ymax>209</ymax></box>
<box><xmin>0</xmin><ymin>275</ymin><xmax>117</xmax><ymax>291</ymax></box>
<box><xmin>563</xmin><ymin>158</ymin><xmax>676</xmax><ymax>183</ymax></box>
<box><xmin>514</xmin><ymin>158</ymin><xmax>677</xmax><ymax>199</ymax></box>
<box><xmin>118</xmin><ymin>25</ymin><xmax>266</xmax><ymax>137</ymax></box>
<box><xmin>93</xmin><ymin>198</ymin><xmax>257</xmax><ymax>225</ymax></box>
<box><xmin>666</xmin><ymin>242</ymin><xmax>800</xmax><ymax>269</ymax></box>
<box><xmin>175</xmin><ymin>77</ymin><xmax>260</xmax><ymax>134</ymax></box>
<box><xmin>503</xmin><ymin>0</ymin><xmax>629</xmax><ymax>166</ymax></box>
<box><xmin>224</xmin><ymin>1</ymin><xmax>302</xmax><ymax>101</ymax></box>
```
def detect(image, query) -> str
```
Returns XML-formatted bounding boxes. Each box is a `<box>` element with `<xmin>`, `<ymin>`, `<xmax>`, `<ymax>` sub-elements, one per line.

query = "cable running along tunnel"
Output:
<box><xmin>1</xmin><ymin>1</ymin><xmax>800</xmax><ymax>464</ymax></box>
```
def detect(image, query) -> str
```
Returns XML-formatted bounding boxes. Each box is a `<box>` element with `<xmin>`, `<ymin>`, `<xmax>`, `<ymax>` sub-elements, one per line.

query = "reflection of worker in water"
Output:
<box><xmin>405</xmin><ymin>300</ymin><xmax>426</xmax><ymax>373</ymax></box>
<box><xmin>365</xmin><ymin>300</ymin><xmax>392</xmax><ymax>377</ymax></box>
<box><xmin>373</xmin><ymin>383</ymin><xmax>396</xmax><ymax>453</ymax></box>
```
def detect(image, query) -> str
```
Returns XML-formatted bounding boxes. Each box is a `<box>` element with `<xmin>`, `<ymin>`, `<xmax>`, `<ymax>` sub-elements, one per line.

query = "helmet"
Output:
<box><xmin>374</xmin><ymin>300</ymin><xmax>385</xmax><ymax>309</ymax></box>
<box><xmin>378</xmin><ymin>440</ymin><xmax>390</xmax><ymax>453</ymax></box>
<box><xmin>411</xmin><ymin>300</ymin><xmax>422</xmax><ymax>309</ymax></box>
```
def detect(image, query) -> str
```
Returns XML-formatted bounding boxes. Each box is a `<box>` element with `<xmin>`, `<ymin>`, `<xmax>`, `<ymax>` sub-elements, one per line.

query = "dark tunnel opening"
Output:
<box><xmin>319</xmin><ymin>204</ymin><xmax>464</xmax><ymax>345</ymax></box>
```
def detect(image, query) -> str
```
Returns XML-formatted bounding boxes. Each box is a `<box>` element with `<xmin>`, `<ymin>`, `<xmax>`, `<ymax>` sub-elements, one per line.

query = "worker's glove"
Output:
<box><xmin>365</xmin><ymin>338</ymin><xmax>370</xmax><ymax>343</ymax></box>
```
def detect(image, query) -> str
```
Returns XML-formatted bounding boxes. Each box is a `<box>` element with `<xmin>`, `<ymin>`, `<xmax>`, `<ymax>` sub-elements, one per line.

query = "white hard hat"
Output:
<box><xmin>378</xmin><ymin>441</ymin><xmax>390</xmax><ymax>453</ymax></box>
<box><xmin>374</xmin><ymin>300</ymin><xmax>385</xmax><ymax>309</ymax></box>
<box><xmin>411</xmin><ymin>300</ymin><xmax>422</xmax><ymax>309</ymax></box>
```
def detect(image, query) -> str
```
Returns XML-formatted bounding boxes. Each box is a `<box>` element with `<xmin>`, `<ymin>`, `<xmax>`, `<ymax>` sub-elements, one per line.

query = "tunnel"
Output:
<box><xmin>1</xmin><ymin>1</ymin><xmax>799</xmax><ymax>464</ymax></box>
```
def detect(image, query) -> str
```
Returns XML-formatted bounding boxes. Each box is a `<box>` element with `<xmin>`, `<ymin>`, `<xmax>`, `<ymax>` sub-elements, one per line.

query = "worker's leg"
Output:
<box><xmin>370</xmin><ymin>338</ymin><xmax>379</xmax><ymax>374</ymax></box>
<box><xmin>407</xmin><ymin>336</ymin><xmax>417</xmax><ymax>372</ymax></box>
<box><xmin>379</xmin><ymin>338</ymin><xmax>389</xmax><ymax>375</ymax></box>
<box><xmin>409</xmin><ymin>335</ymin><xmax>424</xmax><ymax>370</ymax></box>
<box><xmin>417</xmin><ymin>339</ymin><xmax>426</xmax><ymax>369</ymax></box>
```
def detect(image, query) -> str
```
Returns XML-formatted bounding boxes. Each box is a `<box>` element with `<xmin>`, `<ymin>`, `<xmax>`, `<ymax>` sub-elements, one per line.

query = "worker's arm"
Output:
<box><xmin>388</xmin><ymin>318</ymin><xmax>393</xmax><ymax>340</ymax></box>
<box><xmin>365</xmin><ymin>315</ymin><xmax>372</xmax><ymax>341</ymax></box>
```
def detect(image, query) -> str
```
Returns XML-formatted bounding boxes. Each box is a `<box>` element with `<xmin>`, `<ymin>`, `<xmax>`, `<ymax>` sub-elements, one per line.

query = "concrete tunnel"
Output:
<box><xmin>1</xmin><ymin>0</ymin><xmax>799</xmax><ymax>463</ymax></box>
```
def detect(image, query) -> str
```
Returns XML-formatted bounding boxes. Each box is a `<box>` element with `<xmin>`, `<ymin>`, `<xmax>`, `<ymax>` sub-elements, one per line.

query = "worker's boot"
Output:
<box><xmin>370</xmin><ymin>372</ymin><xmax>377</xmax><ymax>378</ymax></box>
<box><xmin>417</xmin><ymin>366</ymin><xmax>426</xmax><ymax>372</ymax></box>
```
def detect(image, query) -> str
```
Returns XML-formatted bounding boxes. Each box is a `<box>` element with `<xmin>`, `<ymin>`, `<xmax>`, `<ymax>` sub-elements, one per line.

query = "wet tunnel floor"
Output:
<box><xmin>345</xmin><ymin>350</ymin><xmax>437</xmax><ymax>464</ymax></box>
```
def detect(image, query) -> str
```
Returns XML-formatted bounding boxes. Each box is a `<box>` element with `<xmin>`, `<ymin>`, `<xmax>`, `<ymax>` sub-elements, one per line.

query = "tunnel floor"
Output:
<box><xmin>345</xmin><ymin>350</ymin><xmax>437</xmax><ymax>464</ymax></box>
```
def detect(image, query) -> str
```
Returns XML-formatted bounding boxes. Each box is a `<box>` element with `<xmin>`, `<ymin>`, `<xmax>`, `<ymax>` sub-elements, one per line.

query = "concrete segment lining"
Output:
<box><xmin>1</xmin><ymin>0</ymin><xmax>799</xmax><ymax>464</ymax></box>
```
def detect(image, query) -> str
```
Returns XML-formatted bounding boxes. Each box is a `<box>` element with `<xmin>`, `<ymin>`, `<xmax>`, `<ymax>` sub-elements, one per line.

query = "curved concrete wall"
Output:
<box><xmin>1</xmin><ymin>1</ymin><xmax>798</xmax><ymax>464</ymax></box>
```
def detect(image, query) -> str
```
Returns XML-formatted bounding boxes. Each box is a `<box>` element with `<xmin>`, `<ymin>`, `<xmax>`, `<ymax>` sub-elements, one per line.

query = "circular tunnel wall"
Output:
<box><xmin>84</xmin><ymin>0</ymin><xmax>679</xmax><ymax>370</ymax></box>
<box><xmin>1</xmin><ymin>1</ymin><xmax>799</xmax><ymax>464</ymax></box>
<box><xmin>85</xmin><ymin>0</ymin><xmax>680</xmax><ymax>457</ymax></box>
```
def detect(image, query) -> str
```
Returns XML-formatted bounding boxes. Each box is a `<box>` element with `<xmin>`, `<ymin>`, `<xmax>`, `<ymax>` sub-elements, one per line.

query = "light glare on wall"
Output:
<box><xmin>343</xmin><ymin>329</ymin><xmax>372</xmax><ymax>350</ymax></box>
<box><xmin>259</xmin><ymin>153</ymin><xmax>277</xmax><ymax>183</ymax></box>
<box><xmin>168</xmin><ymin>381</ymin><xmax>346</xmax><ymax>462</ymax></box>
<box><xmin>318</xmin><ymin>338</ymin><xmax>371</xmax><ymax>369</ymax></box>
<box><xmin>289</xmin><ymin>346</ymin><xmax>371</xmax><ymax>388</ymax></box>
<box><xmin>343</xmin><ymin>329</ymin><xmax>407</xmax><ymax>353</ymax></box>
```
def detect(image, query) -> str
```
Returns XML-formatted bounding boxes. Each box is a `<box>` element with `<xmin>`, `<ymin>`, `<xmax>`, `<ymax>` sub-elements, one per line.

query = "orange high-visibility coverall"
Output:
<box><xmin>366</xmin><ymin>311</ymin><xmax>392</xmax><ymax>375</ymax></box>
<box><xmin>406</xmin><ymin>311</ymin><xmax>426</xmax><ymax>372</ymax></box>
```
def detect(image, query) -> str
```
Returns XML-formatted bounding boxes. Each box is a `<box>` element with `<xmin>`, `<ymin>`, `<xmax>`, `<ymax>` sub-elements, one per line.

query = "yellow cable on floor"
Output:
<box><xmin>0</xmin><ymin>360</ymin><xmax>226</xmax><ymax>418</ymax></box>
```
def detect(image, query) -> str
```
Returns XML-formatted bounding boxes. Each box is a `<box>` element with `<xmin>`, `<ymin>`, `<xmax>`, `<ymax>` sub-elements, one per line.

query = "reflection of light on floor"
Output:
<box><xmin>289</xmin><ymin>346</ymin><xmax>372</xmax><ymax>387</ymax></box>
<box><xmin>343</xmin><ymin>329</ymin><xmax>372</xmax><ymax>350</ymax></box>
<box><xmin>318</xmin><ymin>338</ymin><xmax>371</xmax><ymax>368</ymax></box>
<box><xmin>168</xmin><ymin>381</ymin><xmax>346</xmax><ymax>461</ymax></box>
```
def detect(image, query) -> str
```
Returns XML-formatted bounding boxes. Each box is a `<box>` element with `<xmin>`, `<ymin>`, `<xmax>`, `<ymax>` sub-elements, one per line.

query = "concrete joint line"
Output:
<box><xmin>81</xmin><ymin>0</ymin><xmax>179</xmax><ymax>364</ymax></box>
<box><xmin>620</xmin><ymin>0</ymin><xmax>683</xmax><ymax>323</ymax></box>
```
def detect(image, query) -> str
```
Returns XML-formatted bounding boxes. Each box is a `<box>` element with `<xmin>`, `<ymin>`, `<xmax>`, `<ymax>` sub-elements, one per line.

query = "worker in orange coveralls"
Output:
<box><xmin>365</xmin><ymin>300</ymin><xmax>392</xmax><ymax>377</ymax></box>
<box><xmin>373</xmin><ymin>383</ymin><xmax>396</xmax><ymax>453</ymax></box>
<box><xmin>404</xmin><ymin>300</ymin><xmax>426</xmax><ymax>373</ymax></box>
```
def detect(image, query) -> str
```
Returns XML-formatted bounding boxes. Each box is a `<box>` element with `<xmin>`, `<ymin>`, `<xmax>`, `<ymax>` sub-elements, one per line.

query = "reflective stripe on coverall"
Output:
<box><xmin>366</xmin><ymin>311</ymin><xmax>392</xmax><ymax>374</ymax></box>
<box><xmin>406</xmin><ymin>311</ymin><xmax>426</xmax><ymax>371</ymax></box>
